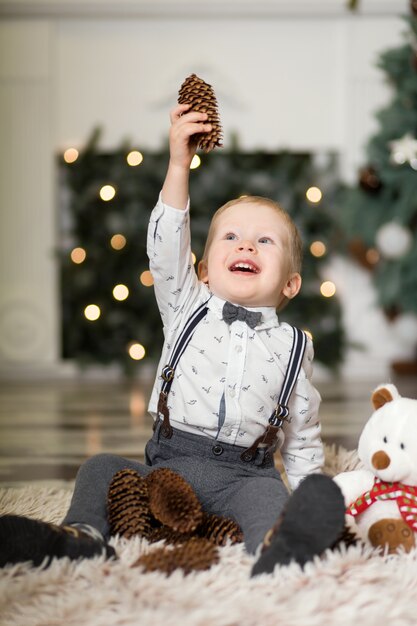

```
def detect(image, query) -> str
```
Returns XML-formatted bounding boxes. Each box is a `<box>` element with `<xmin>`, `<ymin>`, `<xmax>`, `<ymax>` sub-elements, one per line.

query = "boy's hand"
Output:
<box><xmin>161</xmin><ymin>104</ymin><xmax>212</xmax><ymax>210</ymax></box>
<box><xmin>168</xmin><ymin>104</ymin><xmax>212</xmax><ymax>170</ymax></box>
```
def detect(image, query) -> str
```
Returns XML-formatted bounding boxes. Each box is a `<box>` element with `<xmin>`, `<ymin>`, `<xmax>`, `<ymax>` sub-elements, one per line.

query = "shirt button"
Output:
<box><xmin>235</xmin><ymin>345</ymin><xmax>242</xmax><ymax>353</ymax></box>
<box><xmin>229</xmin><ymin>389</ymin><xmax>236</xmax><ymax>397</ymax></box>
<box><xmin>224</xmin><ymin>428</ymin><xmax>232</xmax><ymax>436</ymax></box>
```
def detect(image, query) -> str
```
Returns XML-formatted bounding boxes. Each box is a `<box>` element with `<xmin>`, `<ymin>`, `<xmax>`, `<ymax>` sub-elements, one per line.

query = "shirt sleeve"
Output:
<box><xmin>280</xmin><ymin>336</ymin><xmax>324</xmax><ymax>491</ymax></box>
<box><xmin>147</xmin><ymin>193</ymin><xmax>200</xmax><ymax>331</ymax></box>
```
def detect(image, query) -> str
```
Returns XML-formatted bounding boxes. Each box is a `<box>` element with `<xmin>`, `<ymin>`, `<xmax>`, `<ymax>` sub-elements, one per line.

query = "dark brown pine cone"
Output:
<box><xmin>146</xmin><ymin>467</ymin><xmax>203</xmax><ymax>533</ymax></box>
<box><xmin>197</xmin><ymin>512</ymin><xmax>243</xmax><ymax>546</ymax></box>
<box><xmin>135</xmin><ymin>537</ymin><xmax>219</xmax><ymax>576</ymax></box>
<box><xmin>148</xmin><ymin>526</ymin><xmax>193</xmax><ymax>545</ymax></box>
<box><xmin>178</xmin><ymin>73</ymin><xmax>223</xmax><ymax>152</ymax></box>
<box><xmin>331</xmin><ymin>523</ymin><xmax>361</xmax><ymax>551</ymax></box>
<box><xmin>107</xmin><ymin>469</ymin><xmax>155</xmax><ymax>539</ymax></box>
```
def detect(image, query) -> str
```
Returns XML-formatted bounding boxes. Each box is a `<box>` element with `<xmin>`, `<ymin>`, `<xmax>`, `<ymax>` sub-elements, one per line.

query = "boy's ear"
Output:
<box><xmin>282</xmin><ymin>273</ymin><xmax>302</xmax><ymax>300</ymax></box>
<box><xmin>198</xmin><ymin>260</ymin><xmax>209</xmax><ymax>283</ymax></box>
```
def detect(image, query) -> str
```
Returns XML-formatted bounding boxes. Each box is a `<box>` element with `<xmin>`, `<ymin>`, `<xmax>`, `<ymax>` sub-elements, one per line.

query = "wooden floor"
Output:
<box><xmin>0</xmin><ymin>374</ymin><xmax>416</xmax><ymax>486</ymax></box>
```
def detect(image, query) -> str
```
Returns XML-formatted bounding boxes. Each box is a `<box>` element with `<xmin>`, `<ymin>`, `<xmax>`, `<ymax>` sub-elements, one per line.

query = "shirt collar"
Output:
<box><xmin>206</xmin><ymin>293</ymin><xmax>279</xmax><ymax>330</ymax></box>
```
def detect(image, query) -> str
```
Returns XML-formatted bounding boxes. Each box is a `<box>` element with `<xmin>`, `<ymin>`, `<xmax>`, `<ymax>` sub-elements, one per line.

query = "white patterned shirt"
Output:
<box><xmin>147</xmin><ymin>195</ymin><xmax>324</xmax><ymax>489</ymax></box>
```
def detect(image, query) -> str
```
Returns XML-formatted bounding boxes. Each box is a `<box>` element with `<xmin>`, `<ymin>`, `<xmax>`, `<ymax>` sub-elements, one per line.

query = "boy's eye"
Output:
<box><xmin>259</xmin><ymin>237</ymin><xmax>273</xmax><ymax>244</ymax></box>
<box><xmin>225</xmin><ymin>233</ymin><xmax>237</xmax><ymax>240</ymax></box>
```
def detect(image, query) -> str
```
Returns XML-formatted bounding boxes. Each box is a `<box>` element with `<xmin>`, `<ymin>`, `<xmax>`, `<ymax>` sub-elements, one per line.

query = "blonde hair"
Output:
<box><xmin>201</xmin><ymin>195</ymin><xmax>303</xmax><ymax>274</ymax></box>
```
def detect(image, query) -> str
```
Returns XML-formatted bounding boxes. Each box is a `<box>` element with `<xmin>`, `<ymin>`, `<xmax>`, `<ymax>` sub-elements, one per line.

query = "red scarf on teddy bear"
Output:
<box><xmin>347</xmin><ymin>477</ymin><xmax>417</xmax><ymax>531</ymax></box>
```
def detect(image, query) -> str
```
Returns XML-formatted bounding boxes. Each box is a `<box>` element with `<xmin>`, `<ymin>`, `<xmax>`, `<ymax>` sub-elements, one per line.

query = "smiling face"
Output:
<box><xmin>198</xmin><ymin>199</ymin><xmax>302</xmax><ymax>308</ymax></box>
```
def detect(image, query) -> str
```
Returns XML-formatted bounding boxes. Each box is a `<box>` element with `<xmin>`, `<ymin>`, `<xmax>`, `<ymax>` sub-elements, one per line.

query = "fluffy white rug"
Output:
<box><xmin>1</xmin><ymin>445</ymin><xmax>417</xmax><ymax>626</ymax></box>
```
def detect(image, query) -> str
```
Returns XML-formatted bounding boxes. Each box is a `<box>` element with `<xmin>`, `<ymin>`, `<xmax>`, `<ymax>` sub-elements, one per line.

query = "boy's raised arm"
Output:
<box><xmin>161</xmin><ymin>104</ymin><xmax>212</xmax><ymax>211</ymax></box>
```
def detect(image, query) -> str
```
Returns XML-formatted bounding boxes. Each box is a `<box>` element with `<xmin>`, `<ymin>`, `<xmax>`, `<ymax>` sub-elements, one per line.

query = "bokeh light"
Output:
<box><xmin>113</xmin><ymin>284</ymin><xmax>129</xmax><ymax>301</ymax></box>
<box><xmin>128</xmin><ymin>342</ymin><xmax>146</xmax><ymax>360</ymax></box>
<box><xmin>100</xmin><ymin>185</ymin><xmax>116</xmax><ymax>201</ymax></box>
<box><xmin>320</xmin><ymin>281</ymin><xmax>336</xmax><ymax>298</ymax></box>
<box><xmin>140</xmin><ymin>270</ymin><xmax>154</xmax><ymax>287</ymax></box>
<box><xmin>70</xmin><ymin>247</ymin><xmax>86</xmax><ymax>264</ymax></box>
<box><xmin>127</xmin><ymin>150</ymin><xmax>144</xmax><ymax>166</ymax></box>
<box><xmin>309</xmin><ymin>241</ymin><xmax>327</xmax><ymax>258</ymax></box>
<box><xmin>306</xmin><ymin>186</ymin><xmax>322</xmax><ymax>203</ymax></box>
<box><xmin>64</xmin><ymin>148</ymin><xmax>79</xmax><ymax>164</ymax></box>
<box><xmin>190</xmin><ymin>155</ymin><xmax>201</xmax><ymax>169</ymax></box>
<box><xmin>110</xmin><ymin>234</ymin><xmax>127</xmax><ymax>250</ymax></box>
<box><xmin>84</xmin><ymin>304</ymin><xmax>101</xmax><ymax>321</ymax></box>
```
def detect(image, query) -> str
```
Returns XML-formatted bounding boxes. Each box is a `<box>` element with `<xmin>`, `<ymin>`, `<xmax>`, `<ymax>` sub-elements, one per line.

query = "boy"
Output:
<box><xmin>0</xmin><ymin>105</ymin><xmax>345</xmax><ymax>574</ymax></box>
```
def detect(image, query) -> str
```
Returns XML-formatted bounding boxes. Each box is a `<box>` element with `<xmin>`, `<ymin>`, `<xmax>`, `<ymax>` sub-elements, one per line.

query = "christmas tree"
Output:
<box><xmin>59</xmin><ymin>135</ymin><xmax>346</xmax><ymax>373</ymax></box>
<box><xmin>341</xmin><ymin>2</ymin><xmax>417</xmax><ymax>371</ymax></box>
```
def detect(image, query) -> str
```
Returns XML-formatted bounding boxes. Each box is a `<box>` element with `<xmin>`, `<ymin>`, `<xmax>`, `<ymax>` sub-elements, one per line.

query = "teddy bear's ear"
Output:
<box><xmin>371</xmin><ymin>383</ymin><xmax>400</xmax><ymax>410</ymax></box>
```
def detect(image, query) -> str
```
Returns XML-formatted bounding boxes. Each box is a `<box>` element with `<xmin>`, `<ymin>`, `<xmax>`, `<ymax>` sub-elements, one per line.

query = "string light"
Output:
<box><xmin>64</xmin><ymin>148</ymin><xmax>79</xmax><ymax>164</ymax></box>
<box><xmin>127</xmin><ymin>150</ymin><xmax>144</xmax><ymax>166</ymax></box>
<box><xmin>306</xmin><ymin>186</ymin><xmax>322</xmax><ymax>203</ymax></box>
<box><xmin>309</xmin><ymin>241</ymin><xmax>326</xmax><ymax>258</ymax></box>
<box><xmin>100</xmin><ymin>185</ymin><xmax>116</xmax><ymax>201</ymax></box>
<box><xmin>128</xmin><ymin>342</ymin><xmax>146</xmax><ymax>360</ymax></box>
<box><xmin>70</xmin><ymin>247</ymin><xmax>86</xmax><ymax>264</ymax></box>
<box><xmin>140</xmin><ymin>270</ymin><xmax>154</xmax><ymax>287</ymax></box>
<box><xmin>320</xmin><ymin>281</ymin><xmax>336</xmax><ymax>298</ymax></box>
<box><xmin>84</xmin><ymin>304</ymin><xmax>101</xmax><ymax>321</ymax></box>
<box><xmin>110</xmin><ymin>234</ymin><xmax>126</xmax><ymax>250</ymax></box>
<box><xmin>303</xmin><ymin>329</ymin><xmax>313</xmax><ymax>341</ymax></box>
<box><xmin>191</xmin><ymin>252</ymin><xmax>197</xmax><ymax>265</ymax></box>
<box><xmin>190</xmin><ymin>155</ymin><xmax>201</xmax><ymax>169</ymax></box>
<box><xmin>113</xmin><ymin>284</ymin><xmax>129</xmax><ymax>301</ymax></box>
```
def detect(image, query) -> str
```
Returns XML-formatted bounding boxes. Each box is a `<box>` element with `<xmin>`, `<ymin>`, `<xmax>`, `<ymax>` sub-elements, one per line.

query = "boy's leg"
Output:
<box><xmin>0</xmin><ymin>453</ymin><xmax>151</xmax><ymax>567</ymax></box>
<box><xmin>251</xmin><ymin>474</ymin><xmax>345</xmax><ymax>575</ymax></box>
<box><xmin>223</xmin><ymin>474</ymin><xmax>289</xmax><ymax>555</ymax></box>
<box><xmin>62</xmin><ymin>452</ymin><xmax>152</xmax><ymax>539</ymax></box>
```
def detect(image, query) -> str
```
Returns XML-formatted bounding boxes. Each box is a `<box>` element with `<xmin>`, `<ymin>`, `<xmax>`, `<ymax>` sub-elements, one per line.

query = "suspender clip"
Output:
<box><xmin>269</xmin><ymin>404</ymin><xmax>289</xmax><ymax>428</ymax></box>
<box><xmin>161</xmin><ymin>365</ymin><xmax>175</xmax><ymax>382</ymax></box>
<box><xmin>157</xmin><ymin>391</ymin><xmax>173</xmax><ymax>439</ymax></box>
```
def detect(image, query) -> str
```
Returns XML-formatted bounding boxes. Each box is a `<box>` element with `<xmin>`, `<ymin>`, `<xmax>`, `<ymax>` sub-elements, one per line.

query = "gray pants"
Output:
<box><xmin>63</xmin><ymin>421</ymin><xmax>289</xmax><ymax>554</ymax></box>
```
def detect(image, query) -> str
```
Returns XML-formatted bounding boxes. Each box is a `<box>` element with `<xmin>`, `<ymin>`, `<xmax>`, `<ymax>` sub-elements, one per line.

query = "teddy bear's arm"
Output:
<box><xmin>333</xmin><ymin>470</ymin><xmax>375</xmax><ymax>506</ymax></box>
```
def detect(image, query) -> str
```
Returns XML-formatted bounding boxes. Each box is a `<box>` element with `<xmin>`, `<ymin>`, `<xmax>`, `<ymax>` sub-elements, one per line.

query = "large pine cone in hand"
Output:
<box><xmin>178</xmin><ymin>73</ymin><xmax>223</xmax><ymax>152</ymax></box>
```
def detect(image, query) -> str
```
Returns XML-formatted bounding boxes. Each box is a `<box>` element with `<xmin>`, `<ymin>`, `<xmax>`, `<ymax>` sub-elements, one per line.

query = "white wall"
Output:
<box><xmin>0</xmin><ymin>0</ymin><xmax>411</xmax><ymax>379</ymax></box>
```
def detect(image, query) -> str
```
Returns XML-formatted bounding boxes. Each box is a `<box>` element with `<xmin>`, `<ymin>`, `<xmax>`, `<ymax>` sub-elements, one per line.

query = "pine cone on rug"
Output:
<box><xmin>331</xmin><ymin>523</ymin><xmax>360</xmax><ymax>551</ymax></box>
<box><xmin>197</xmin><ymin>512</ymin><xmax>243</xmax><ymax>546</ymax></box>
<box><xmin>178</xmin><ymin>73</ymin><xmax>223</xmax><ymax>152</ymax></box>
<box><xmin>107</xmin><ymin>469</ymin><xmax>155</xmax><ymax>539</ymax></box>
<box><xmin>107</xmin><ymin>467</ymin><xmax>243</xmax><ymax>575</ymax></box>
<box><xmin>135</xmin><ymin>538</ymin><xmax>220</xmax><ymax>576</ymax></box>
<box><xmin>148</xmin><ymin>525</ymin><xmax>194</xmax><ymax>545</ymax></box>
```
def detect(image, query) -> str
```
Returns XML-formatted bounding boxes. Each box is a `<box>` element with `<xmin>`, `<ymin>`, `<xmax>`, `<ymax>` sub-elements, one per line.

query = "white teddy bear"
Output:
<box><xmin>334</xmin><ymin>383</ymin><xmax>417</xmax><ymax>554</ymax></box>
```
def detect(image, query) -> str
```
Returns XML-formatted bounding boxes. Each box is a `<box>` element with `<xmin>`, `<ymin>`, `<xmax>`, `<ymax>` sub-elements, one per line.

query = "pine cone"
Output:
<box><xmin>135</xmin><ymin>537</ymin><xmax>219</xmax><ymax>576</ymax></box>
<box><xmin>148</xmin><ymin>526</ymin><xmax>193</xmax><ymax>545</ymax></box>
<box><xmin>197</xmin><ymin>512</ymin><xmax>243</xmax><ymax>546</ymax></box>
<box><xmin>107</xmin><ymin>469</ymin><xmax>155</xmax><ymax>539</ymax></box>
<box><xmin>146</xmin><ymin>468</ymin><xmax>203</xmax><ymax>533</ymax></box>
<box><xmin>331</xmin><ymin>523</ymin><xmax>361</xmax><ymax>551</ymax></box>
<box><xmin>178</xmin><ymin>73</ymin><xmax>223</xmax><ymax>152</ymax></box>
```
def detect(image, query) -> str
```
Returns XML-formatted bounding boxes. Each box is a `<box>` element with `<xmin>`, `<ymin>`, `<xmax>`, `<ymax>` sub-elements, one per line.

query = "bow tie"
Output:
<box><xmin>222</xmin><ymin>301</ymin><xmax>262</xmax><ymax>329</ymax></box>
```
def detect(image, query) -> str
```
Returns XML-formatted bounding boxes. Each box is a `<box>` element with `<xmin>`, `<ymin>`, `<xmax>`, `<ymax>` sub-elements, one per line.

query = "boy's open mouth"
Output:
<box><xmin>229</xmin><ymin>261</ymin><xmax>260</xmax><ymax>274</ymax></box>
